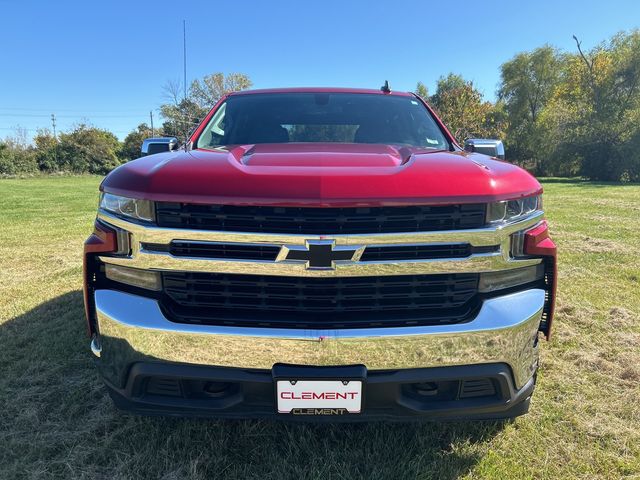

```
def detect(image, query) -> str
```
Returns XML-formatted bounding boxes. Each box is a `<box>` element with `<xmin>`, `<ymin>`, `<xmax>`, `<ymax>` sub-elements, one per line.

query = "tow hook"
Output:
<box><xmin>90</xmin><ymin>335</ymin><xmax>102</xmax><ymax>358</ymax></box>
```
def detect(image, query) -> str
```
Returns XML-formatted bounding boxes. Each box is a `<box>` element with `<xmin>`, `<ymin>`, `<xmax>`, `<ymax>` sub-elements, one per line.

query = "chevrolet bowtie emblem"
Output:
<box><xmin>276</xmin><ymin>240</ymin><xmax>364</xmax><ymax>270</ymax></box>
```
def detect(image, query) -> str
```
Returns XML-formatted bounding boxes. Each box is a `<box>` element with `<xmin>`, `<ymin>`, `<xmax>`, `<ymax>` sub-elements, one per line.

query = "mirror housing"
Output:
<box><xmin>464</xmin><ymin>139</ymin><xmax>505</xmax><ymax>160</ymax></box>
<box><xmin>141</xmin><ymin>137</ymin><xmax>179</xmax><ymax>156</ymax></box>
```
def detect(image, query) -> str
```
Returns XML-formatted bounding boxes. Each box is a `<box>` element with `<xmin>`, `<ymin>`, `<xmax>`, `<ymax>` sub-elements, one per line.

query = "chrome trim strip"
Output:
<box><xmin>98</xmin><ymin>209</ymin><xmax>543</xmax><ymax>246</ymax></box>
<box><xmin>95</xmin><ymin>288</ymin><xmax>544</xmax><ymax>389</ymax></box>
<box><xmin>100</xmin><ymin>250</ymin><xmax>540</xmax><ymax>276</ymax></box>
<box><xmin>96</xmin><ymin>210</ymin><xmax>544</xmax><ymax>276</ymax></box>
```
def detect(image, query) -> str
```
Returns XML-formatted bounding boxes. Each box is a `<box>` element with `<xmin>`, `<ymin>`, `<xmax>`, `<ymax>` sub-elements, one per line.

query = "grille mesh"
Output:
<box><xmin>143</xmin><ymin>242</ymin><xmax>281</xmax><ymax>260</ymax></box>
<box><xmin>161</xmin><ymin>272</ymin><xmax>480</xmax><ymax>328</ymax></box>
<box><xmin>155</xmin><ymin>203</ymin><xmax>487</xmax><ymax>234</ymax></box>
<box><xmin>361</xmin><ymin>244</ymin><xmax>472</xmax><ymax>261</ymax></box>
<box><xmin>142</xmin><ymin>241</ymin><xmax>499</xmax><ymax>262</ymax></box>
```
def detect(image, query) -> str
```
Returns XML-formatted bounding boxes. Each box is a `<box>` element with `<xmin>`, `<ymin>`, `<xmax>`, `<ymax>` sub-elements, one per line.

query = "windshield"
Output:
<box><xmin>195</xmin><ymin>93</ymin><xmax>450</xmax><ymax>149</ymax></box>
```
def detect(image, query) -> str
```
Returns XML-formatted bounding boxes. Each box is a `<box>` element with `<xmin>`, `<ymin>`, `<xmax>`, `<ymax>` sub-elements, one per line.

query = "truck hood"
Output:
<box><xmin>101</xmin><ymin>143</ymin><xmax>542</xmax><ymax>206</ymax></box>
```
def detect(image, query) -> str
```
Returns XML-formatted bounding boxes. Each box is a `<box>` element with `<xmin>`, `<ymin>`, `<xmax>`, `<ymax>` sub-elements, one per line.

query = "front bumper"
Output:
<box><xmin>105</xmin><ymin>362</ymin><xmax>536</xmax><ymax>421</ymax></box>
<box><xmin>94</xmin><ymin>288</ymin><xmax>544</xmax><ymax>404</ymax></box>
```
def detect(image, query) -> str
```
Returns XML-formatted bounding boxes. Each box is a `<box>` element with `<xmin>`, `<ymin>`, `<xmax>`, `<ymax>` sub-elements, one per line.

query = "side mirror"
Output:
<box><xmin>141</xmin><ymin>137</ymin><xmax>179</xmax><ymax>156</ymax></box>
<box><xmin>464</xmin><ymin>139</ymin><xmax>505</xmax><ymax>160</ymax></box>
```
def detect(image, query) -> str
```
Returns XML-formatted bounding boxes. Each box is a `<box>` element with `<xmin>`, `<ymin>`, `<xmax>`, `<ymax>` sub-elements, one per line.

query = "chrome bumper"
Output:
<box><xmin>93</xmin><ymin>288</ymin><xmax>544</xmax><ymax>390</ymax></box>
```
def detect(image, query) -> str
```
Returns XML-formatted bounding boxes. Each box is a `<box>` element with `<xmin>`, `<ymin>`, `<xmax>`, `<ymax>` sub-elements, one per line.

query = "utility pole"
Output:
<box><xmin>51</xmin><ymin>113</ymin><xmax>58</xmax><ymax>166</ymax></box>
<box><xmin>51</xmin><ymin>113</ymin><xmax>57</xmax><ymax>140</ymax></box>
<box><xmin>149</xmin><ymin>110</ymin><xmax>155</xmax><ymax>137</ymax></box>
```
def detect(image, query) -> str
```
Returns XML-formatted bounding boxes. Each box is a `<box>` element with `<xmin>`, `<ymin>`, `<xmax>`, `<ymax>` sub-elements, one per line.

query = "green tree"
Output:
<box><xmin>430</xmin><ymin>73</ymin><xmax>506</xmax><ymax>142</ymax></box>
<box><xmin>0</xmin><ymin>131</ymin><xmax>37</xmax><ymax>175</ymax></box>
<box><xmin>0</xmin><ymin>144</ymin><xmax>37</xmax><ymax>175</ymax></box>
<box><xmin>120</xmin><ymin>123</ymin><xmax>158</xmax><ymax>162</ymax></box>
<box><xmin>498</xmin><ymin>46</ymin><xmax>562</xmax><ymax>172</ymax></box>
<box><xmin>56</xmin><ymin>124</ymin><xmax>122</xmax><ymax>174</ymax></box>
<box><xmin>160</xmin><ymin>98</ymin><xmax>206</xmax><ymax>140</ymax></box>
<box><xmin>414</xmin><ymin>81</ymin><xmax>429</xmax><ymax>99</ymax></box>
<box><xmin>499</xmin><ymin>46</ymin><xmax>561</xmax><ymax>124</ymax></box>
<box><xmin>33</xmin><ymin>129</ymin><xmax>59</xmax><ymax>171</ymax></box>
<box><xmin>543</xmin><ymin>31</ymin><xmax>640</xmax><ymax>180</ymax></box>
<box><xmin>189</xmin><ymin>72</ymin><xmax>253</xmax><ymax>107</ymax></box>
<box><xmin>160</xmin><ymin>72</ymin><xmax>252</xmax><ymax>140</ymax></box>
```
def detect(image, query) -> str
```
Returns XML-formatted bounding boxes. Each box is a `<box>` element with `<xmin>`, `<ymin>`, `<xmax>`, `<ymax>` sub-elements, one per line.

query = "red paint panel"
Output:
<box><xmin>84</xmin><ymin>221</ymin><xmax>117</xmax><ymax>254</ymax></box>
<box><xmin>524</xmin><ymin>220</ymin><xmax>557</xmax><ymax>340</ymax></box>
<box><xmin>83</xmin><ymin>221</ymin><xmax>118</xmax><ymax>336</ymax></box>
<box><xmin>101</xmin><ymin>145</ymin><xmax>542</xmax><ymax>206</ymax></box>
<box><xmin>524</xmin><ymin>221</ymin><xmax>556</xmax><ymax>257</ymax></box>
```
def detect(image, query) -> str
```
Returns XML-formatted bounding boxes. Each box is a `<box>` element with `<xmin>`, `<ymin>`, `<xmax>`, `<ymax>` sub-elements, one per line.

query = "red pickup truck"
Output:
<box><xmin>83</xmin><ymin>86</ymin><xmax>557</xmax><ymax>420</ymax></box>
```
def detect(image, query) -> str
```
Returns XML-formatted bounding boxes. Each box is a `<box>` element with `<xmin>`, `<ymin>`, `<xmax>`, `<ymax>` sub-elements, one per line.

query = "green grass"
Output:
<box><xmin>0</xmin><ymin>176</ymin><xmax>638</xmax><ymax>480</ymax></box>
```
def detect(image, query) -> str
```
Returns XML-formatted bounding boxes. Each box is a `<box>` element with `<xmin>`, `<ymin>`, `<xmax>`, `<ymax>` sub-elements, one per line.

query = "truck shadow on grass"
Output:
<box><xmin>0</xmin><ymin>291</ymin><xmax>508</xmax><ymax>480</ymax></box>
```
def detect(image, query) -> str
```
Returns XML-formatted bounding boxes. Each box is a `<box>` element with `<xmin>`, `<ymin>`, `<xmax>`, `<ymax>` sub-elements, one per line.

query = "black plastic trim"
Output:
<box><xmin>103</xmin><ymin>362</ymin><xmax>535</xmax><ymax>422</ymax></box>
<box><xmin>154</xmin><ymin>203</ymin><xmax>488</xmax><ymax>234</ymax></box>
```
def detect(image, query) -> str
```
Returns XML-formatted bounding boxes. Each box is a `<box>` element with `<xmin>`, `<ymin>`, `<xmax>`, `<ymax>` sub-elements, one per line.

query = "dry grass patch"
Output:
<box><xmin>608</xmin><ymin>306</ymin><xmax>637</xmax><ymax>327</ymax></box>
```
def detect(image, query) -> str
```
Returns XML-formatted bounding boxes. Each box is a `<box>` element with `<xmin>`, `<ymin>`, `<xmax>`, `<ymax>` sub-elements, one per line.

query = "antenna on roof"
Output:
<box><xmin>380</xmin><ymin>80</ymin><xmax>391</xmax><ymax>93</ymax></box>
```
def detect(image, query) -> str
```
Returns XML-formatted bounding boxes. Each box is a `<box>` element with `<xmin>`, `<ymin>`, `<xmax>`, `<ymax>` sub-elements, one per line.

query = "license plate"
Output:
<box><xmin>276</xmin><ymin>380</ymin><xmax>363</xmax><ymax>415</ymax></box>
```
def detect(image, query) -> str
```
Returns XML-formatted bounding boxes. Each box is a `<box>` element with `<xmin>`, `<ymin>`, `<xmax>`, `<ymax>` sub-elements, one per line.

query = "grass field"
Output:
<box><xmin>0</xmin><ymin>176</ymin><xmax>639</xmax><ymax>480</ymax></box>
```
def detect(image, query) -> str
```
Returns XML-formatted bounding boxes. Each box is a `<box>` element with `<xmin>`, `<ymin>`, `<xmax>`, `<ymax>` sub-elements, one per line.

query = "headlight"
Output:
<box><xmin>487</xmin><ymin>195</ymin><xmax>541</xmax><ymax>224</ymax></box>
<box><xmin>99</xmin><ymin>193</ymin><xmax>154</xmax><ymax>222</ymax></box>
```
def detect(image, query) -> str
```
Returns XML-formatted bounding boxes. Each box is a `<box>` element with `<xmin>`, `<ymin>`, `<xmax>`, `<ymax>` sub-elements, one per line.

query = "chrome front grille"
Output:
<box><xmin>98</xmin><ymin>208</ymin><xmax>544</xmax><ymax>277</ymax></box>
<box><xmin>96</xmin><ymin>206</ymin><xmax>545</xmax><ymax>329</ymax></box>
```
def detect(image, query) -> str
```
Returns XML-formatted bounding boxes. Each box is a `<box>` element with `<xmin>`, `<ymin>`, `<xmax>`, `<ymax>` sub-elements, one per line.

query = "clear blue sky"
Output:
<box><xmin>1</xmin><ymin>0</ymin><xmax>639</xmax><ymax>140</ymax></box>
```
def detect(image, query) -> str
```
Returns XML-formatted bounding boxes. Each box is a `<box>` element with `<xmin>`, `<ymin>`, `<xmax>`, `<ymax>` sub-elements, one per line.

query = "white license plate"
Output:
<box><xmin>276</xmin><ymin>380</ymin><xmax>363</xmax><ymax>414</ymax></box>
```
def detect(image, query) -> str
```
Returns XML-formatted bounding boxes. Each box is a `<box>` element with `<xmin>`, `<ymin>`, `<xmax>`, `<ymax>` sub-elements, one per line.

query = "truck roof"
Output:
<box><xmin>230</xmin><ymin>87</ymin><xmax>415</xmax><ymax>97</ymax></box>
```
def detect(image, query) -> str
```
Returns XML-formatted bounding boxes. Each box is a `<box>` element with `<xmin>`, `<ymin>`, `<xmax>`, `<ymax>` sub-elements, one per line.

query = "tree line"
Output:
<box><xmin>2</xmin><ymin>30</ymin><xmax>639</xmax><ymax>181</ymax></box>
<box><xmin>419</xmin><ymin>30</ymin><xmax>640</xmax><ymax>181</ymax></box>
<box><xmin>0</xmin><ymin>72</ymin><xmax>254</xmax><ymax>176</ymax></box>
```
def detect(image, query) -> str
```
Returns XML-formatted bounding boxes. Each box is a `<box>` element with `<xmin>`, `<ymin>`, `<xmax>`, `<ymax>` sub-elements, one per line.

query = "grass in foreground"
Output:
<box><xmin>0</xmin><ymin>177</ymin><xmax>638</xmax><ymax>480</ymax></box>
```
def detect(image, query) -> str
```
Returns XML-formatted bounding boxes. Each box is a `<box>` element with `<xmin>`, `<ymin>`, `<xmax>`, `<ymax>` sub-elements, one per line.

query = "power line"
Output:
<box><xmin>1</xmin><ymin>111</ymin><xmax>198</xmax><ymax>124</ymax></box>
<box><xmin>0</xmin><ymin>107</ymin><xmax>145</xmax><ymax>113</ymax></box>
<box><xmin>0</xmin><ymin>126</ymin><xmax>137</xmax><ymax>135</ymax></box>
<box><xmin>0</xmin><ymin>113</ymin><xmax>146</xmax><ymax>118</ymax></box>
